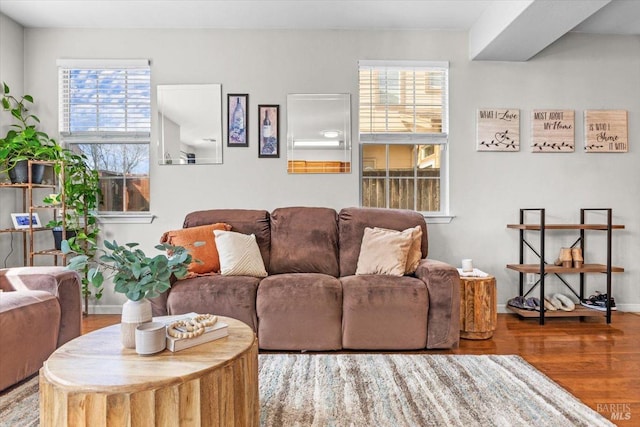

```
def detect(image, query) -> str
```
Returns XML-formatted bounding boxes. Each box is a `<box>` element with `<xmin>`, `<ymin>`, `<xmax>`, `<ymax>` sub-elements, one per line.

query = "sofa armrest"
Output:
<box><xmin>414</xmin><ymin>259</ymin><xmax>460</xmax><ymax>349</ymax></box>
<box><xmin>0</xmin><ymin>267</ymin><xmax>82</xmax><ymax>347</ymax></box>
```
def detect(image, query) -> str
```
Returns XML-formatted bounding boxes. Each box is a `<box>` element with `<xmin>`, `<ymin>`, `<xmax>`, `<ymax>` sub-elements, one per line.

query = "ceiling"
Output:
<box><xmin>0</xmin><ymin>0</ymin><xmax>638</xmax><ymax>61</ymax></box>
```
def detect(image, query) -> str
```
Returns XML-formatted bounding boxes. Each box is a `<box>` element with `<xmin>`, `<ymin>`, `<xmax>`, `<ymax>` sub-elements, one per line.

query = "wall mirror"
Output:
<box><xmin>287</xmin><ymin>93</ymin><xmax>351</xmax><ymax>173</ymax></box>
<box><xmin>157</xmin><ymin>84</ymin><xmax>222</xmax><ymax>165</ymax></box>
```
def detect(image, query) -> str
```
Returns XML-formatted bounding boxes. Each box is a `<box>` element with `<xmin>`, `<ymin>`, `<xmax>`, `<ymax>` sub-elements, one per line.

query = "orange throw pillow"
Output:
<box><xmin>160</xmin><ymin>223</ymin><xmax>232</xmax><ymax>274</ymax></box>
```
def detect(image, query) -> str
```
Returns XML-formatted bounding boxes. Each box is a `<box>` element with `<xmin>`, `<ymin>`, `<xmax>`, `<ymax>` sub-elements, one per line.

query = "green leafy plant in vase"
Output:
<box><xmin>0</xmin><ymin>82</ymin><xmax>62</xmax><ymax>183</ymax></box>
<box><xmin>65</xmin><ymin>239</ymin><xmax>201</xmax><ymax>348</ymax></box>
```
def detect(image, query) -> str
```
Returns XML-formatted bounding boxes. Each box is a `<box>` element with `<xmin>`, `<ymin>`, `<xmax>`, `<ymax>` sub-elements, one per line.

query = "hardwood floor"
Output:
<box><xmin>84</xmin><ymin>312</ymin><xmax>640</xmax><ymax>426</ymax></box>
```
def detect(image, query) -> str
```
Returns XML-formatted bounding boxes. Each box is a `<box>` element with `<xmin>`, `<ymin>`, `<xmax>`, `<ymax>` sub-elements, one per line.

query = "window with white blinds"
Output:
<box><xmin>359</xmin><ymin>61</ymin><xmax>449</xmax><ymax>216</ymax></box>
<box><xmin>359</xmin><ymin>60</ymin><xmax>448</xmax><ymax>141</ymax></box>
<box><xmin>58</xmin><ymin>59</ymin><xmax>151</xmax><ymax>137</ymax></box>
<box><xmin>58</xmin><ymin>59</ymin><xmax>151</xmax><ymax>213</ymax></box>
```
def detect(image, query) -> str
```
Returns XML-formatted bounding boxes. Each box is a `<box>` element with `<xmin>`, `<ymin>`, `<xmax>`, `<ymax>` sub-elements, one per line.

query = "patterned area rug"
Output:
<box><xmin>1</xmin><ymin>354</ymin><xmax>613</xmax><ymax>427</ymax></box>
<box><xmin>258</xmin><ymin>354</ymin><xmax>613</xmax><ymax>427</ymax></box>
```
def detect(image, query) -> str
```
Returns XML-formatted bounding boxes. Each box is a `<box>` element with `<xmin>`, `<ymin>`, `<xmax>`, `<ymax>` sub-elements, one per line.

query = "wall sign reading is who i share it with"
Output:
<box><xmin>477</xmin><ymin>108</ymin><xmax>628</xmax><ymax>153</ymax></box>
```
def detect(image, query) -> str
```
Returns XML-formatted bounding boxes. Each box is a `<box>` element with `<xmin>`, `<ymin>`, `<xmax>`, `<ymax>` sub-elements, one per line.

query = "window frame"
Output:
<box><xmin>57</xmin><ymin>59</ymin><xmax>153</xmax><ymax>221</ymax></box>
<box><xmin>358</xmin><ymin>60</ymin><xmax>451</xmax><ymax>220</ymax></box>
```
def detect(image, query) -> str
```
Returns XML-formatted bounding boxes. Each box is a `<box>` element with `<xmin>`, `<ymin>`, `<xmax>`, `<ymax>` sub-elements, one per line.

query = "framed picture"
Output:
<box><xmin>11</xmin><ymin>212</ymin><xmax>42</xmax><ymax>229</ymax></box>
<box><xmin>258</xmin><ymin>104</ymin><xmax>279</xmax><ymax>158</ymax></box>
<box><xmin>227</xmin><ymin>94</ymin><xmax>248</xmax><ymax>147</ymax></box>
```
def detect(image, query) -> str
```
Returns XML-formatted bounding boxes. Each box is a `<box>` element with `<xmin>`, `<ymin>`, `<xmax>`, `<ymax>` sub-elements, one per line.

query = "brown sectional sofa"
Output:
<box><xmin>0</xmin><ymin>267</ymin><xmax>82</xmax><ymax>391</ymax></box>
<box><xmin>150</xmin><ymin>207</ymin><xmax>460</xmax><ymax>350</ymax></box>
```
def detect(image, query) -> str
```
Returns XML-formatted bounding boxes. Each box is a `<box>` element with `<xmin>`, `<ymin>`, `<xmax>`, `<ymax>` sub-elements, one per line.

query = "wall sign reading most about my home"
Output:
<box><xmin>531</xmin><ymin>109</ymin><xmax>575</xmax><ymax>152</ymax></box>
<box><xmin>584</xmin><ymin>110</ymin><xmax>628</xmax><ymax>153</ymax></box>
<box><xmin>476</xmin><ymin>108</ymin><xmax>520</xmax><ymax>151</ymax></box>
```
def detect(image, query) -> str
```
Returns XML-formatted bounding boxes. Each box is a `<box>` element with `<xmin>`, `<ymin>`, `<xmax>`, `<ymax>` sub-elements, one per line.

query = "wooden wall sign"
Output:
<box><xmin>531</xmin><ymin>110</ymin><xmax>574</xmax><ymax>152</ymax></box>
<box><xmin>476</xmin><ymin>108</ymin><xmax>520</xmax><ymax>151</ymax></box>
<box><xmin>584</xmin><ymin>110</ymin><xmax>628</xmax><ymax>153</ymax></box>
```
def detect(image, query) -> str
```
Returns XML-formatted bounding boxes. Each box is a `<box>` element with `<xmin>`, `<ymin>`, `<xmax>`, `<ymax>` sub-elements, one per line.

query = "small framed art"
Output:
<box><xmin>227</xmin><ymin>94</ymin><xmax>248</xmax><ymax>147</ymax></box>
<box><xmin>258</xmin><ymin>104</ymin><xmax>279</xmax><ymax>158</ymax></box>
<box><xmin>11</xmin><ymin>212</ymin><xmax>42</xmax><ymax>229</ymax></box>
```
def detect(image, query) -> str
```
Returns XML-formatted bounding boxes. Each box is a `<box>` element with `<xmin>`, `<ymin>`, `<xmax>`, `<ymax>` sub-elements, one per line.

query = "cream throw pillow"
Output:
<box><xmin>213</xmin><ymin>230</ymin><xmax>268</xmax><ymax>277</ymax></box>
<box><xmin>402</xmin><ymin>226</ymin><xmax>423</xmax><ymax>274</ymax></box>
<box><xmin>355</xmin><ymin>227</ymin><xmax>415</xmax><ymax>276</ymax></box>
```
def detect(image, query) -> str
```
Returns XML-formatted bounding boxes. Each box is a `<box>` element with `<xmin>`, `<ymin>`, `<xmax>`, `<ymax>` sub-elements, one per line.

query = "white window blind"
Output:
<box><xmin>58</xmin><ymin>59</ymin><xmax>151</xmax><ymax>140</ymax></box>
<box><xmin>359</xmin><ymin>60</ymin><xmax>448</xmax><ymax>142</ymax></box>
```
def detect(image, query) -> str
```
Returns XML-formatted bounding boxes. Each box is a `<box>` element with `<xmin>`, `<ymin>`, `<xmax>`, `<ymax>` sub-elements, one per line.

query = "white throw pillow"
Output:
<box><xmin>213</xmin><ymin>230</ymin><xmax>268</xmax><ymax>277</ymax></box>
<box><xmin>355</xmin><ymin>227</ymin><xmax>414</xmax><ymax>276</ymax></box>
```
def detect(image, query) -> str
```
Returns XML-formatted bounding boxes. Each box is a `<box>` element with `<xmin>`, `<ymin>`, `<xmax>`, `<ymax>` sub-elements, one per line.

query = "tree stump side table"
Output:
<box><xmin>459</xmin><ymin>275</ymin><xmax>497</xmax><ymax>339</ymax></box>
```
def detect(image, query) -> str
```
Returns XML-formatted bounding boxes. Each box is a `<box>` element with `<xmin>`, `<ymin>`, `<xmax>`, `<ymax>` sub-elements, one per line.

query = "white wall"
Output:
<box><xmin>14</xmin><ymin>28</ymin><xmax>640</xmax><ymax>313</ymax></box>
<box><xmin>0</xmin><ymin>13</ymin><xmax>24</xmax><ymax>268</ymax></box>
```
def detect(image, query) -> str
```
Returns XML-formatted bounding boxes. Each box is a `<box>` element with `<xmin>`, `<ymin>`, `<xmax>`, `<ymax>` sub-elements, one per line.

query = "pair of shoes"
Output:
<box><xmin>581</xmin><ymin>291</ymin><xmax>617</xmax><ymax>311</ymax></box>
<box><xmin>508</xmin><ymin>296</ymin><xmax>543</xmax><ymax>311</ymax></box>
<box><xmin>554</xmin><ymin>247</ymin><xmax>583</xmax><ymax>268</ymax></box>
<box><xmin>546</xmin><ymin>293</ymin><xmax>576</xmax><ymax>311</ymax></box>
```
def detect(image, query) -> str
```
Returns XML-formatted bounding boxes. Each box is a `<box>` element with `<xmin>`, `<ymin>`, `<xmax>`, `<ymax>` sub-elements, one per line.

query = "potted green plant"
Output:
<box><xmin>44</xmin><ymin>149</ymin><xmax>102</xmax><ymax>314</ymax></box>
<box><xmin>64</xmin><ymin>239</ymin><xmax>200</xmax><ymax>348</ymax></box>
<box><xmin>0</xmin><ymin>82</ymin><xmax>62</xmax><ymax>183</ymax></box>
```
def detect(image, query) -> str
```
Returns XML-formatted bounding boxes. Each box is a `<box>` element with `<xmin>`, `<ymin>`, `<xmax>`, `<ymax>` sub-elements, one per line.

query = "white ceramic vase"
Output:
<box><xmin>121</xmin><ymin>298</ymin><xmax>152</xmax><ymax>349</ymax></box>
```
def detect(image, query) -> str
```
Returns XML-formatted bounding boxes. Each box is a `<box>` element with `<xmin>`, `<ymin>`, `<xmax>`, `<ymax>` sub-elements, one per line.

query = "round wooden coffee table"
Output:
<box><xmin>39</xmin><ymin>316</ymin><xmax>258</xmax><ymax>427</ymax></box>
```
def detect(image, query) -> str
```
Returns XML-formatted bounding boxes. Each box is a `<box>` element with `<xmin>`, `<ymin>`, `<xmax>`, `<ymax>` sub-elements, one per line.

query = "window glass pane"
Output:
<box><xmin>361</xmin><ymin>145</ymin><xmax>386</xmax><ymax>208</ymax></box>
<box><xmin>388</xmin><ymin>145</ymin><xmax>416</xmax><ymax>210</ymax></box>
<box><xmin>71</xmin><ymin>144</ymin><xmax>150</xmax><ymax>212</ymax></box>
<box><xmin>416</xmin><ymin>144</ymin><xmax>441</xmax><ymax>212</ymax></box>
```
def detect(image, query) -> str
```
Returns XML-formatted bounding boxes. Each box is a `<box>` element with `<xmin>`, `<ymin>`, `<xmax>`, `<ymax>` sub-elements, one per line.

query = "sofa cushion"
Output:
<box><xmin>257</xmin><ymin>273</ymin><xmax>342</xmax><ymax>350</ymax></box>
<box><xmin>339</xmin><ymin>207</ymin><xmax>428</xmax><ymax>277</ymax></box>
<box><xmin>269</xmin><ymin>207</ymin><xmax>339</xmax><ymax>276</ymax></box>
<box><xmin>340</xmin><ymin>274</ymin><xmax>428</xmax><ymax>350</ymax></box>
<box><xmin>183</xmin><ymin>209</ymin><xmax>271</xmax><ymax>269</ymax></box>
<box><xmin>166</xmin><ymin>275</ymin><xmax>260</xmax><ymax>332</ymax></box>
<box><xmin>160</xmin><ymin>223</ymin><xmax>232</xmax><ymax>275</ymax></box>
<box><xmin>355</xmin><ymin>226</ymin><xmax>418</xmax><ymax>276</ymax></box>
<box><xmin>213</xmin><ymin>230</ymin><xmax>268</xmax><ymax>277</ymax></box>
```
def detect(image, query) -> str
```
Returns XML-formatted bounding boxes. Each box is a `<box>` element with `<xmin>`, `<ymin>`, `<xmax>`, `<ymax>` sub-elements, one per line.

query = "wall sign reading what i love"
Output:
<box><xmin>584</xmin><ymin>110</ymin><xmax>628</xmax><ymax>153</ymax></box>
<box><xmin>476</xmin><ymin>108</ymin><xmax>520</xmax><ymax>151</ymax></box>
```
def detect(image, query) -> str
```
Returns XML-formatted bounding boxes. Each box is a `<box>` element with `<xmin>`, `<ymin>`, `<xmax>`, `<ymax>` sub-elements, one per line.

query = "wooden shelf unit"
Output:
<box><xmin>506</xmin><ymin>208</ymin><xmax>624</xmax><ymax>324</ymax></box>
<box><xmin>0</xmin><ymin>160</ymin><xmax>68</xmax><ymax>266</ymax></box>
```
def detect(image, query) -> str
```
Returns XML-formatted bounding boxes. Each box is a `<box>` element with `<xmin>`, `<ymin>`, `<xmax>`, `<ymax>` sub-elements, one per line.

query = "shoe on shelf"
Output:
<box><xmin>552</xmin><ymin>293</ymin><xmax>575</xmax><ymax>311</ymax></box>
<box><xmin>571</xmin><ymin>247</ymin><xmax>584</xmax><ymax>268</ymax></box>
<box><xmin>582</xmin><ymin>292</ymin><xmax>617</xmax><ymax>311</ymax></box>
<box><xmin>525</xmin><ymin>297</ymin><xmax>543</xmax><ymax>311</ymax></box>
<box><xmin>543</xmin><ymin>298</ymin><xmax>558</xmax><ymax>311</ymax></box>
<box><xmin>508</xmin><ymin>296</ymin><xmax>529</xmax><ymax>310</ymax></box>
<box><xmin>581</xmin><ymin>299</ymin><xmax>617</xmax><ymax>311</ymax></box>
<box><xmin>554</xmin><ymin>248</ymin><xmax>573</xmax><ymax>268</ymax></box>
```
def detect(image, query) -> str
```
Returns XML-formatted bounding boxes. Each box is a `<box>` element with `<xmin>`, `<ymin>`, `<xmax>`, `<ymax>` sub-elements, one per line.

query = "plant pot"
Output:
<box><xmin>52</xmin><ymin>229</ymin><xmax>77</xmax><ymax>250</ymax></box>
<box><xmin>8</xmin><ymin>160</ymin><xmax>45</xmax><ymax>184</ymax></box>
<box><xmin>121</xmin><ymin>298</ymin><xmax>152</xmax><ymax>349</ymax></box>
